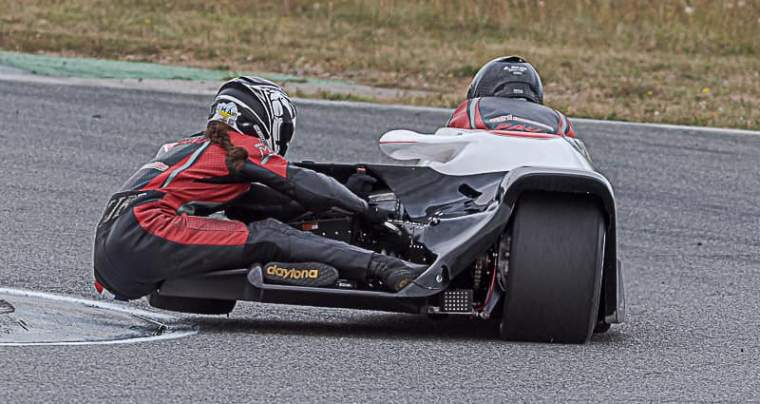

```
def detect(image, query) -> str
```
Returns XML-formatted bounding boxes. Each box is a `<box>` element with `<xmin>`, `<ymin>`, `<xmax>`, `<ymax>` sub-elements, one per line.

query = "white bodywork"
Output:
<box><xmin>379</xmin><ymin>127</ymin><xmax>593</xmax><ymax>176</ymax></box>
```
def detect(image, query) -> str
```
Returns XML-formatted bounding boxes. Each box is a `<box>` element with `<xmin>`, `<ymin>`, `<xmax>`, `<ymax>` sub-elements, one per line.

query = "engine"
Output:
<box><xmin>288</xmin><ymin>190</ymin><xmax>432</xmax><ymax>265</ymax></box>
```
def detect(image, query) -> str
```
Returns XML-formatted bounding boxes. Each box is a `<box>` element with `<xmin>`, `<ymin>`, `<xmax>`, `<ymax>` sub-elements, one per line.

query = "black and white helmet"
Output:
<box><xmin>467</xmin><ymin>56</ymin><xmax>544</xmax><ymax>104</ymax></box>
<box><xmin>209</xmin><ymin>76</ymin><xmax>297</xmax><ymax>155</ymax></box>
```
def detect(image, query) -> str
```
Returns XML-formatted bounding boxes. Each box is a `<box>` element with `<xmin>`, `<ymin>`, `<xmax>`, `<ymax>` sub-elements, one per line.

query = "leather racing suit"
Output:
<box><xmin>93</xmin><ymin>131</ymin><xmax>380</xmax><ymax>299</ymax></box>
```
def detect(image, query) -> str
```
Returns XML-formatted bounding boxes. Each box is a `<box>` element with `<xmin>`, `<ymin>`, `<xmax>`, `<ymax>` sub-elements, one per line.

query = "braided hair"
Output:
<box><xmin>204</xmin><ymin>121</ymin><xmax>249</xmax><ymax>174</ymax></box>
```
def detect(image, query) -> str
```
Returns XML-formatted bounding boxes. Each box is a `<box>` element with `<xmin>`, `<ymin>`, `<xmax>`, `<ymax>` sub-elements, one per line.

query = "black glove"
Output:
<box><xmin>345</xmin><ymin>173</ymin><xmax>377</xmax><ymax>200</ymax></box>
<box><xmin>362</xmin><ymin>206</ymin><xmax>392</xmax><ymax>224</ymax></box>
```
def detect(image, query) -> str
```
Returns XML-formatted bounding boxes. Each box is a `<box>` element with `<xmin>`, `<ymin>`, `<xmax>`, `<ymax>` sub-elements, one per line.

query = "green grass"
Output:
<box><xmin>1</xmin><ymin>0</ymin><xmax>759</xmax><ymax>129</ymax></box>
<box><xmin>296</xmin><ymin>90</ymin><xmax>377</xmax><ymax>103</ymax></box>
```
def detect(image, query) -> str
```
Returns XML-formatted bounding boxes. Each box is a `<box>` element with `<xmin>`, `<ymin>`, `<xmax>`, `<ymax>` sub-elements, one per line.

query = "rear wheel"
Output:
<box><xmin>499</xmin><ymin>192</ymin><xmax>605</xmax><ymax>343</ymax></box>
<box><xmin>148</xmin><ymin>292</ymin><xmax>236</xmax><ymax>315</ymax></box>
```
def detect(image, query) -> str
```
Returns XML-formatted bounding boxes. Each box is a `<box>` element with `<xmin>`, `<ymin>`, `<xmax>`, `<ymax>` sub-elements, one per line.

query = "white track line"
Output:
<box><xmin>0</xmin><ymin>287</ymin><xmax>197</xmax><ymax>346</ymax></box>
<box><xmin>0</xmin><ymin>330</ymin><xmax>198</xmax><ymax>347</ymax></box>
<box><xmin>571</xmin><ymin>117</ymin><xmax>760</xmax><ymax>136</ymax></box>
<box><xmin>2</xmin><ymin>72</ymin><xmax>758</xmax><ymax>136</ymax></box>
<box><xmin>294</xmin><ymin>97</ymin><xmax>453</xmax><ymax>114</ymax></box>
<box><xmin>295</xmin><ymin>98</ymin><xmax>760</xmax><ymax>136</ymax></box>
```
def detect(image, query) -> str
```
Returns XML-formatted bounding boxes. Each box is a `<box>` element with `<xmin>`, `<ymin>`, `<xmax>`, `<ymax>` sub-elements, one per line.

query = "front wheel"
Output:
<box><xmin>499</xmin><ymin>192</ymin><xmax>605</xmax><ymax>344</ymax></box>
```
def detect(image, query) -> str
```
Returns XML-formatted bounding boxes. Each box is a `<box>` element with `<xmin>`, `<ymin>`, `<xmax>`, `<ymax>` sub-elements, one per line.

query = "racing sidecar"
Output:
<box><xmin>149</xmin><ymin>127</ymin><xmax>625</xmax><ymax>343</ymax></box>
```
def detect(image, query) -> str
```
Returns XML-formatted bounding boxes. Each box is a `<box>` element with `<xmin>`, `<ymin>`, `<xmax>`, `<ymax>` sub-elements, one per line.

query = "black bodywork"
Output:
<box><xmin>155</xmin><ymin>162</ymin><xmax>625</xmax><ymax>326</ymax></box>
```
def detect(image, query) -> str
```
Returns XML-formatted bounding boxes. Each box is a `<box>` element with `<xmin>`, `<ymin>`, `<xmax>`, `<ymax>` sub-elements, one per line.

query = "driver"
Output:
<box><xmin>447</xmin><ymin>56</ymin><xmax>576</xmax><ymax>138</ymax></box>
<box><xmin>93</xmin><ymin>76</ymin><xmax>425</xmax><ymax>300</ymax></box>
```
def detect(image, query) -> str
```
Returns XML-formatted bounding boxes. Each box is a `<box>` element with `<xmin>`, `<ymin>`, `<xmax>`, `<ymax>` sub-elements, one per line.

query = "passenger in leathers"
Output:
<box><xmin>93</xmin><ymin>76</ymin><xmax>425</xmax><ymax>299</ymax></box>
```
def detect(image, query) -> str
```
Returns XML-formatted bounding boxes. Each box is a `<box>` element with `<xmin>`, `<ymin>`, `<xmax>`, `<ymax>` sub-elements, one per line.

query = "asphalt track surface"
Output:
<box><xmin>1</xmin><ymin>78</ymin><xmax>759</xmax><ymax>403</ymax></box>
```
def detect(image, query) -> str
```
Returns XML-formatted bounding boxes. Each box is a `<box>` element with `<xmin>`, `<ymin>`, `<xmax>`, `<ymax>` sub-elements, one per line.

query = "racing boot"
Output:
<box><xmin>367</xmin><ymin>253</ymin><xmax>427</xmax><ymax>292</ymax></box>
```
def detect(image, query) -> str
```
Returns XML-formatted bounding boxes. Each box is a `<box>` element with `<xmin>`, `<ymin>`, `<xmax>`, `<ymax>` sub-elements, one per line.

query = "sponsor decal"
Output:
<box><xmin>254</xmin><ymin>143</ymin><xmax>274</xmax><ymax>163</ymax></box>
<box><xmin>266</xmin><ymin>265</ymin><xmax>320</xmax><ymax>280</ymax></box>
<box><xmin>487</xmin><ymin>114</ymin><xmax>554</xmax><ymax>132</ymax></box>
<box><xmin>99</xmin><ymin>192</ymin><xmax>148</xmax><ymax>224</ymax></box>
<box><xmin>503</xmin><ymin>65</ymin><xmax>527</xmax><ymax>75</ymax></box>
<box><xmin>140</xmin><ymin>161</ymin><xmax>169</xmax><ymax>172</ymax></box>
<box><xmin>487</xmin><ymin>114</ymin><xmax>514</xmax><ymax>124</ymax></box>
<box><xmin>494</xmin><ymin>123</ymin><xmax>545</xmax><ymax>132</ymax></box>
<box><xmin>210</xmin><ymin>101</ymin><xmax>241</xmax><ymax>127</ymax></box>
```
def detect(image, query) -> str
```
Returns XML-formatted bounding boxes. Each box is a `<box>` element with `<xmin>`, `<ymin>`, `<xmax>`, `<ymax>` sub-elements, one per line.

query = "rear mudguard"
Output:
<box><xmin>155</xmin><ymin>163</ymin><xmax>624</xmax><ymax>323</ymax></box>
<box><xmin>495</xmin><ymin>166</ymin><xmax>624</xmax><ymax>324</ymax></box>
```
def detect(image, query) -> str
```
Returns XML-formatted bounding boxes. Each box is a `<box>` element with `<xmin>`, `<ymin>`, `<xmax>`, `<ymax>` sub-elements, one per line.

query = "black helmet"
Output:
<box><xmin>209</xmin><ymin>76</ymin><xmax>297</xmax><ymax>155</ymax></box>
<box><xmin>466</xmin><ymin>56</ymin><xmax>544</xmax><ymax>104</ymax></box>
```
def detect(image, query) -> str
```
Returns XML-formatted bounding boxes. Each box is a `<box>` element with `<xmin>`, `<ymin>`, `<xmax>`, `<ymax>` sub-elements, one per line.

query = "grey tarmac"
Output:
<box><xmin>0</xmin><ymin>78</ymin><xmax>759</xmax><ymax>403</ymax></box>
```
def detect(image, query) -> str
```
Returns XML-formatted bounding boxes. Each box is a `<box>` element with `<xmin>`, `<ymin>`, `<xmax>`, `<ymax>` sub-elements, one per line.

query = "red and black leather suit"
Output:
<box><xmin>447</xmin><ymin>96</ymin><xmax>576</xmax><ymax>137</ymax></box>
<box><xmin>94</xmin><ymin>131</ymin><xmax>375</xmax><ymax>299</ymax></box>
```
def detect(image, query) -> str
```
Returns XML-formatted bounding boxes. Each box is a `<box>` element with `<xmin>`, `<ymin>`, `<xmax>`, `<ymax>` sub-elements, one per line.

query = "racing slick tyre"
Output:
<box><xmin>148</xmin><ymin>292</ymin><xmax>236</xmax><ymax>315</ymax></box>
<box><xmin>499</xmin><ymin>192</ymin><xmax>605</xmax><ymax>344</ymax></box>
